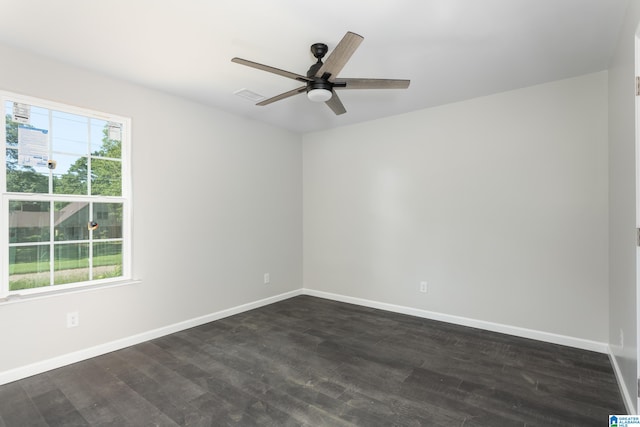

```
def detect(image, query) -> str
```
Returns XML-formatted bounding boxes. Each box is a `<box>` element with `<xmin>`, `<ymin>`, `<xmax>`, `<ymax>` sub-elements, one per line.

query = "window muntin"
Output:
<box><xmin>1</xmin><ymin>93</ymin><xmax>130</xmax><ymax>297</ymax></box>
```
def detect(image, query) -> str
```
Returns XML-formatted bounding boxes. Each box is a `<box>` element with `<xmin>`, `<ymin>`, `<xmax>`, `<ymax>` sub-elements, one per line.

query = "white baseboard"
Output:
<box><xmin>0</xmin><ymin>289</ymin><xmax>303</xmax><ymax>386</ymax></box>
<box><xmin>608</xmin><ymin>346</ymin><xmax>636</xmax><ymax>414</ymax></box>
<box><xmin>301</xmin><ymin>289</ymin><xmax>609</xmax><ymax>353</ymax></box>
<box><xmin>0</xmin><ymin>287</ymin><xmax>612</xmax><ymax>386</ymax></box>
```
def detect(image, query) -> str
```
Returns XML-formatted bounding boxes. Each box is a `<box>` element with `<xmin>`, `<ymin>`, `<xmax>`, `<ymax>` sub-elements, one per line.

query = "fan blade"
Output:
<box><xmin>315</xmin><ymin>31</ymin><xmax>364</xmax><ymax>81</ymax></box>
<box><xmin>336</xmin><ymin>78</ymin><xmax>411</xmax><ymax>90</ymax></box>
<box><xmin>325</xmin><ymin>92</ymin><xmax>346</xmax><ymax>115</ymax></box>
<box><xmin>257</xmin><ymin>86</ymin><xmax>307</xmax><ymax>106</ymax></box>
<box><xmin>232</xmin><ymin>58</ymin><xmax>311</xmax><ymax>83</ymax></box>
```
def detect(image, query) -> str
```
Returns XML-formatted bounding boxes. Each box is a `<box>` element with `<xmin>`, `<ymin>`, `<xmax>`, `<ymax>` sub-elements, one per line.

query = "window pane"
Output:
<box><xmin>29</xmin><ymin>106</ymin><xmax>50</xmax><ymax>130</ymax></box>
<box><xmin>92</xmin><ymin>202</ymin><xmax>123</xmax><ymax>239</ymax></box>
<box><xmin>9</xmin><ymin>200</ymin><xmax>50</xmax><ymax>243</ymax></box>
<box><xmin>54</xmin><ymin>243</ymin><xmax>89</xmax><ymax>285</ymax></box>
<box><xmin>90</xmin><ymin>119</ymin><xmax>107</xmax><ymax>153</ymax></box>
<box><xmin>5</xmin><ymin>105</ymin><xmax>50</xmax><ymax>146</ymax></box>
<box><xmin>93</xmin><ymin>241</ymin><xmax>122</xmax><ymax>279</ymax></box>
<box><xmin>6</xmin><ymin>148</ymin><xmax>49</xmax><ymax>193</ymax></box>
<box><xmin>5</xmin><ymin>115</ymin><xmax>18</xmax><ymax>147</ymax></box>
<box><xmin>91</xmin><ymin>158</ymin><xmax>121</xmax><ymax>196</ymax></box>
<box><xmin>52</xmin><ymin>153</ymin><xmax>88</xmax><ymax>195</ymax></box>
<box><xmin>91</xmin><ymin>120</ymin><xmax>122</xmax><ymax>159</ymax></box>
<box><xmin>51</xmin><ymin>111</ymin><xmax>88</xmax><ymax>155</ymax></box>
<box><xmin>9</xmin><ymin>245</ymin><xmax>51</xmax><ymax>290</ymax></box>
<box><xmin>54</xmin><ymin>201</ymin><xmax>89</xmax><ymax>241</ymax></box>
<box><xmin>5</xmin><ymin>107</ymin><xmax>50</xmax><ymax>193</ymax></box>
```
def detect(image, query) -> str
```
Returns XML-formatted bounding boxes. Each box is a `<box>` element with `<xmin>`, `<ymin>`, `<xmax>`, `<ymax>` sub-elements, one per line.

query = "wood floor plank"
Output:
<box><xmin>0</xmin><ymin>296</ymin><xmax>626</xmax><ymax>426</ymax></box>
<box><xmin>46</xmin><ymin>362</ymin><xmax>129</xmax><ymax>426</ymax></box>
<box><xmin>30</xmin><ymin>389</ymin><xmax>90</xmax><ymax>426</ymax></box>
<box><xmin>0</xmin><ymin>381</ymin><xmax>48</xmax><ymax>426</ymax></box>
<box><xmin>71</xmin><ymin>358</ymin><xmax>180</xmax><ymax>426</ymax></box>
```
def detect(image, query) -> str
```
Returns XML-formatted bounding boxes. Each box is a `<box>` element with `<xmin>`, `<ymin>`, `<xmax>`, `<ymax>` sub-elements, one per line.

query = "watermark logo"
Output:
<box><xmin>610</xmin><ymin>415</ymin><xmax>640</xmax><ymax>426</ymax></box>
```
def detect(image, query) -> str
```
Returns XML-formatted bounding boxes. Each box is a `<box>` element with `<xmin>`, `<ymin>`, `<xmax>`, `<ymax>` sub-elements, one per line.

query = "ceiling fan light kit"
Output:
<box><xmin>232</xmin><ymin>31</ymin><xmax>410</xmax><ymax>115</ymax></box>
<box><xmin>307</xmin><ymin>88</ymin><xmax>332</xmax><ymax>102</ymax></box>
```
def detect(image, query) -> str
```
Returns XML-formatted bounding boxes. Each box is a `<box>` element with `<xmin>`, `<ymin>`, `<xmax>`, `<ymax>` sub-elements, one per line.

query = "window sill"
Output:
<box><xmin>0</xmin><ymin>279</ymin><xmax>142</xmax><ymax>306</ymax></box>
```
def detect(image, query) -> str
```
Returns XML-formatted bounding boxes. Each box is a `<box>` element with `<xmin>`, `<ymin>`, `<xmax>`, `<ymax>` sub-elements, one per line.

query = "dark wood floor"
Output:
<box><xmin>0</xmin><ymin>295</ymin><xmax>626</xmax><ymax>426</ymax></box>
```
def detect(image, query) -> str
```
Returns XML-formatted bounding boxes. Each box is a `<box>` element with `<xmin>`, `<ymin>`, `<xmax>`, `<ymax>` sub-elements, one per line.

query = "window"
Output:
<box><xmin>1</xmin><ymin>92</ymin><xmax>131</xmax><ymax>297</ymax></box>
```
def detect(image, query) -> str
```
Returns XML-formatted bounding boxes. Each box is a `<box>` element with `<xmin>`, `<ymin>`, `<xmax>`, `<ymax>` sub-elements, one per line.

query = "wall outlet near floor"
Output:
<box><xmin>419</xmin><ymin>281</ymin><xmax>428</xmax><ymax>293</ymax></box>
<box><xmin>264</xmin><ymin>273</ymin><xmax>270</xmax><ymax>284</ymax></box>
<box><xmin>67</xmin><ymin>311</ymin><xmax>79</xmax><ymax>328</ymax></box>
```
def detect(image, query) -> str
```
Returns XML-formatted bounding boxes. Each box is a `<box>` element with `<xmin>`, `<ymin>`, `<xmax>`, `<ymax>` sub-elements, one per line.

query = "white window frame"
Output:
<box><xmin>0</xmin><ymin>91</ymin><xmax>132</xmax><ymax>299</ymax></box>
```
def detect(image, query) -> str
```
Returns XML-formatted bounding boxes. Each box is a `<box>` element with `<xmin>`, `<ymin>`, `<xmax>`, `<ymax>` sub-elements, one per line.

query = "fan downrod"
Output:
<box><xmin>308</xmin><ymin>43</ymin><xmax>328</xmax><ymax>78</ymax></box>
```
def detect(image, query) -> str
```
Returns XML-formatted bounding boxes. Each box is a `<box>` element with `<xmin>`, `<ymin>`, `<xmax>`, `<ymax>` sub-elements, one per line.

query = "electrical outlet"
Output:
<box><xmin>67</xmin><ymin>311</ymin><xmax>79</xmax><ymax>328</ymax></box>
<box><xmin>419</xmin><ymin>281</ymin><xmax>428</xmax><ymax>293</ymax></box>
<box><xmin>264</xmin><ymin>273</ymin><xmax>270</xmax><ymax>284</ymax></box>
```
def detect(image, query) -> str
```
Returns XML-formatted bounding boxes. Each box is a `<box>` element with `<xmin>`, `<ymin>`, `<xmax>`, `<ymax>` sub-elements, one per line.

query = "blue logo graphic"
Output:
<box><xmin>611</xmin><ymin>414</ymin><xmax>640</xmax><ymax>426</ymax></box>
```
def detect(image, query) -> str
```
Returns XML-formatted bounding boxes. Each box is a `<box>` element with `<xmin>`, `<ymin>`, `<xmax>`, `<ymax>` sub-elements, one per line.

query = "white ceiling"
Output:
<box><xmin>0</xmin><ymin>0</ymin><xmax>629</xmax><ymax>134</ymax></box>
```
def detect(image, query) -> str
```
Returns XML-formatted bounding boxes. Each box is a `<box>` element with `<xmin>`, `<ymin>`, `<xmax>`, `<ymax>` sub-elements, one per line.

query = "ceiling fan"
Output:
<box><xmin>231</xmin><ymin>31</ymin><xmax>410</xmax><ymax>115</ymax></box>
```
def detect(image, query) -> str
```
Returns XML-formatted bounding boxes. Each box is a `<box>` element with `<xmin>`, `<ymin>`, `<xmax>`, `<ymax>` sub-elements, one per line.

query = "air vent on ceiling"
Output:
<box><xmin>234</xmin><ymin>88</ymin><xmax>265</xmax><ymax>102</ymax></box>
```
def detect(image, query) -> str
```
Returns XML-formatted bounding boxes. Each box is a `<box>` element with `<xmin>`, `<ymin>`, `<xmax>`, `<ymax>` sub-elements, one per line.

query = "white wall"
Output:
<box><xmin>0</xmin><ymin>43</ymin><xmax>302</xmax><ymax>374</ymax></box>
<box><xmin>608</xmin><ymin>0</ymin><xmax>640</xmax><ymax>413</ymax></box>
<box><xmin>304</xmin><ymin>72</ymin><xmax>609</xmax><ymax>343</ymax></box>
